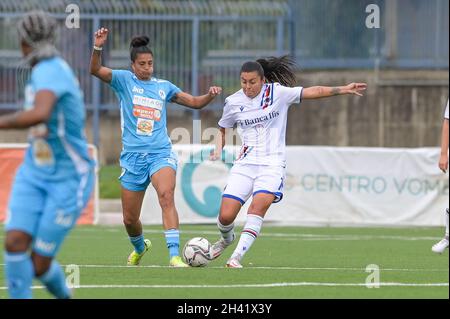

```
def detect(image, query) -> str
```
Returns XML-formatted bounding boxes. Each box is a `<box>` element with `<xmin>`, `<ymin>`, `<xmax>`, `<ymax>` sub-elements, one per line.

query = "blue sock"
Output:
<box><xmin>4</xmin><ymin>252</ymin><xmax>33</xmax><ymax>299</ymax></box>
<box><xmin>164</xmin><ymin>229</ymin><xmax>180</xmax><ymax>259</ymax></box>
<box><xmin>38</xmin><ymin>260</ymin><xmax>71</xmax><ymax>299</ymax></box>
<box><xmin>129</xmin><ymin>234</ymin><xmax>145</xmax><ymax>254</ymax></box>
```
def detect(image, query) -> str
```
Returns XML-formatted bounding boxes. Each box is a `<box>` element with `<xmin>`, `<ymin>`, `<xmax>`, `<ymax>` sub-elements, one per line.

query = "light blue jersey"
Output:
<box><xmin>108</xmin><ymin>70</ymin><xmax>183</xmax><ymax>264</ymax></box>
<box><xmin>110</xmin><ymin>70</ymin><xmax>181</xmax><ymax>154</ymax></box>
<box><xmin>22</xmin><ymin>56</ymin><xmax>95</xmax><ymax>180</ymax></box>
<box><xmin>6</xmin><ymin>56</ymin><xmax>95</xmax><ymax>258</ymax></box>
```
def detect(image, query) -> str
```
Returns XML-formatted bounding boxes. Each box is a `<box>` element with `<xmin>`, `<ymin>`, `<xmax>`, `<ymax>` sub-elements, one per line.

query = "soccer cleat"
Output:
<box><xmin>127</xmin><ymin>239</ymin><xmax>152</xmax><ymax>266</ymax></box>
<box><xmin>432</xmin><ymin>238</ymin><xmax>449</xmax><ymax>254</ymax></box>
<box><xmin>169</xmin><ymin>256</ymin><xmax>189</xmax><ymax>268</ymax></box>
<box><xmin>211</xmin><ymin>238</ymin><xmax>232</xmax><ymax>260</ymax></box>
<box><xmin>226</xmin><ymin>257</ymin><xmax>243</xmax><ymax>268</ymax></box>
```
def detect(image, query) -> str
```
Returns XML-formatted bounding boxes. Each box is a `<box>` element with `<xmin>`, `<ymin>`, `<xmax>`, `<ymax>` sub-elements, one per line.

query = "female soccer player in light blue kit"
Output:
<box><xmin>0</xmin><ymin>11</ymin><xmax>95</xmax><ymax>298</ymax></box>
<box><xmin>90</xmin><ymin>28</ymin><xmax>222</xmax><ymax>267</ymax></box>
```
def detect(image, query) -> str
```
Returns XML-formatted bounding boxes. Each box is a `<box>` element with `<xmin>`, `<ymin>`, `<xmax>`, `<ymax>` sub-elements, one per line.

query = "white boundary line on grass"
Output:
<box><xmin>0</xmin><ymin>264</ymin><xmax>447</xmax><ymax>272</ymax></box>
<box><xmin>0</xmin><ymin>235</ymin><xmax>441</xmax><ymax>242</ymax></box>
<box><xmin>0</xmin><ymin>282</ymin><xmax>448</xmax><ymax>290</ymax></box>
<box><xmin>29</xmin><ymin>228</ymin><xmax>442</xmax><ymax>241</ymax></box>
<box><xmin>64</xmin><ymin>264</ymin><xmax>450</xmax><ymax>272</ymax></box>
<box><xmin>1</xmin><ymin>227</ymin><xmax>442</xmax><ymax>241</ymax></box>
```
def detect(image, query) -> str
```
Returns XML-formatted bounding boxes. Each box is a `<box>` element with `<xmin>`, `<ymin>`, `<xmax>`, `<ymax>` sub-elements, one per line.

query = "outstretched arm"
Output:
<box><xmin>210</xmin><ymin>127</ymin><xmax>226</xmax><ymax>161</ymax></box>
<box><xmin>439</xmin><ymin>119</ymin><xmax>449</xmax><ymax>173</ymax></box>
<box><xmin>171</xmin><ymin>87</ymin><xmax>222</xmax><ymax>109</ymax></box>
<box><xmin>0</xmin><ymin>91</ymin><xmax>55</xmax><ymax>129</ymax></box>
<box><xmin>90</xmin><ymin>27</ymin><xmax>113</xmax><ymax>83</ymax></box>
<box><xmin>302</xmin><ymin>83</ymin><xmax>367</xmax><ymax>99</ymax></box>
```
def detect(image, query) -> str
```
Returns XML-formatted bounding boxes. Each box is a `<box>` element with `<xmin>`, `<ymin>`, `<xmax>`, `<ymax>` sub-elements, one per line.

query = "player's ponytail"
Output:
<box><xmin>130</xmin><ymin>36</ymin><xmax>153</xmax><ymax>62</ymax></box>
<box><xmin>256</xmin><ymin>55</ymin><xmax>298</xmax><ymax>87</ymax></box>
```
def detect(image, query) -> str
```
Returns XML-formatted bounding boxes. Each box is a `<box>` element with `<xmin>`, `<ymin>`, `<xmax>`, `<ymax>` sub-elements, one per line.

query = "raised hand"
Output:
<box><xmin>94</xmin><ymin>27</ymin><xmax>109</xmax><ymax>48</ymax></box>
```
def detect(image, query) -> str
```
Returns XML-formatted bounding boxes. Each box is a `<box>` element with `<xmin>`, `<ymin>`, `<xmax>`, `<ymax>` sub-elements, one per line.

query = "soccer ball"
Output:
<box><xmin>182</xmin><ymin>237</ymin><xmax>212</xmax><ymax>267</ymax></box>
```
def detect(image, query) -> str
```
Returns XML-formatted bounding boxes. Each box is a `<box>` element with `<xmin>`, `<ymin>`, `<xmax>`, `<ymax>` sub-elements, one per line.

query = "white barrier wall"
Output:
<box><xmin>140</xmin><ymin>145</ymin><xmax>449</xmax><ymax>226</ymax></box>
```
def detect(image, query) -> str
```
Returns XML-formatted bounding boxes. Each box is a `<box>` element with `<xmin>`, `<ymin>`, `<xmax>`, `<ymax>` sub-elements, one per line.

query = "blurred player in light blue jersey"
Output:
<box><xmin>90</xmin><ymin>28</ymin><xmax>221</xmax><ymax>267</ymax></box>
<box><xmin>0</xmin><ymin>11</ymin><xmax>95</xmax><ymax>298</ymax></box>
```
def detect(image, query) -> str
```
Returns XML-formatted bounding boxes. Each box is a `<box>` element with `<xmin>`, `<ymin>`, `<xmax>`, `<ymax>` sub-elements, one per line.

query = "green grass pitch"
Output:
<box><xmin>0</xmin><ymin>225</ymin><xmax>448</xmax><ymax>299</ymax></box>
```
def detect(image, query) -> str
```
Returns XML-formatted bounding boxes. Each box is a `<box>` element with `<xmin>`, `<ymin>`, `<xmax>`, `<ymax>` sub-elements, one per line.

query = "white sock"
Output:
<box><xmin>218</xmin><ymin>219</ymin><xmax>235</xmax><ymax>244</ymax></box>
<box><xmin>231</xmin><ymin>214</ymin><xmax>264</xmax><ymax>261</ymax></box>
<box><xmin>445</xmin><ymin>209</ymin><xmax>449</xmax><ymax>239</ymax></box>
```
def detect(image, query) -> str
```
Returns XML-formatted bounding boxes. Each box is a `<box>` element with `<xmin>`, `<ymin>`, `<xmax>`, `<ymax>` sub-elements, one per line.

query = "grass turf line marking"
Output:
<box><xmin>0</xmin><ymin>282</ymin><xmax>448</xmax><ymax>290</ymax></box>
<box><xmin>0</xmin><ymin>264</ymin><xmax>446</xmax><ymax>272</ymax></box>
<box><xmin>41</xmin><ymin>228</ymin><xmax>442</xmax><ymax>241</ymax></box>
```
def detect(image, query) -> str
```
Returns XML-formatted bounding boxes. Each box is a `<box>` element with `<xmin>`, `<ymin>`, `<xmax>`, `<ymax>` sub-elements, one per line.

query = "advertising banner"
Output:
<box><xmin>141</xmin><ymin>145</ymin><xmax>448</xmax><ymax>226</ymax></box>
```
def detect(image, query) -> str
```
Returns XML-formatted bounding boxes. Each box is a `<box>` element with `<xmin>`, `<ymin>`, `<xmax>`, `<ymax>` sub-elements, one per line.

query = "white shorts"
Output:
<box><xmin>223</xmin><ymin>163</ymin><xmax>286</xmax><ymax>205</ymax></box>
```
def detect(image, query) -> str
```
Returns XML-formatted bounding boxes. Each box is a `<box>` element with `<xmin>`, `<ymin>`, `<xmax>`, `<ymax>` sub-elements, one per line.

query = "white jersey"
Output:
<box><xmin>218</xmin><ymin>83</ymin><xmax>303</xmax><ymax>166</ymax></box>
<box><xmin>445</xmin><ymin>100</ymin><xmax>449</xmax><ymax>120</ymax></box>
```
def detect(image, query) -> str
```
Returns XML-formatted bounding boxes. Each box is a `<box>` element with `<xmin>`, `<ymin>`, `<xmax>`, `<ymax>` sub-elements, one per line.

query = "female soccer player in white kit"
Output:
<box><xmin>210</xmin><ymin>56</ymin><xmax>367</xmax><ymax>268</ymax></box>
<box><xmin>432</xmin><ymin>99</ymin><xmax>449</xmax><ymax>254</ymax></box>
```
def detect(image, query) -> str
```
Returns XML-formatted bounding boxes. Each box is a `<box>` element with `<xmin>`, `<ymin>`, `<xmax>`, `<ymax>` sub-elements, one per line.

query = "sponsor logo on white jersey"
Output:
<box><xmin>132</xmin><ymin>86</ymin><xmax>144</xmax><ymax>94</ymax></box>
<box><xmin>239</xmin><ymin>110</ymin><xmax>280</xmax><ymax>127</ymax></box>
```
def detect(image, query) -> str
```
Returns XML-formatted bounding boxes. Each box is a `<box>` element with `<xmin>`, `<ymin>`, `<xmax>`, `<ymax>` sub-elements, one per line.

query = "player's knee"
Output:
<box><xmin>31</xmin><ymin>255</ymin><xmax>52</xmax><ymax>277</ymax></box>
<box><xmin>219</xmin><ymin>215</ymin><xmax>234</xmax><ymax>226</ymax></box>
<box><xmin>248</xmin><ymin>203</ymin><xmax>265</xmax><ymax>215</ymax></box>
<box><xmin>4</xmin><ymin>232</ymin><xmax>31</xmax><ymax>253</ymax></box>
<box><xmin>122</xmin><ymin>214</ymin><xmax>139</xmax><ymax>227</ymax></box>
<box><xmin>158</xmin><ymin>189</ymin><xmax>175</xmax><ymax>209</ymax></box>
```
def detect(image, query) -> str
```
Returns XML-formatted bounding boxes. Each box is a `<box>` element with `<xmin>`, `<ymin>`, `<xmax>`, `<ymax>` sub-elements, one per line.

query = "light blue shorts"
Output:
<box><xmin>5</xmin><ymin>166</ymin><xmax>95</xmax><ymax>257</ymax></box>
<box><xmin>119</xmin><ymin>151</ymin><xmax>178</xmax><ymax>192</ymax></box>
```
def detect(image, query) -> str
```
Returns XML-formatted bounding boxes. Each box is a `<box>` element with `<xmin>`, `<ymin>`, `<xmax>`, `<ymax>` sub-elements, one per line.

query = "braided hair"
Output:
<box><xmin>17</xmin><ymin>10</ymin><xmax>59</xmax><ymax>65</ymax></box>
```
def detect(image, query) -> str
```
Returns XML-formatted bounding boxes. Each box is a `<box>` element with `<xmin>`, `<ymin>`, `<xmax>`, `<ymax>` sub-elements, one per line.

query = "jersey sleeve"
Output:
<box><xmin>276</xmin><ymin>84</ymin><xmax>304</xmax><ymax>106</ymax></box>
<box><xmin>166</xmin><ymin>81</ymin><xmax>182</xmax><ymax>102</ymax></box>
<box><xmin>32</xmin><ymin>64</ymin><xmax>67</xmax><ymax>98</ymax></box>
<box><xmin>218</xmin><ymin>98</ymin><xmax>235</xmax><ymax>128</ymax></box>
<box><xmin>445</xmin><ymin>100</ymin><xmax>449</xmax><ymax>120</ymax></box>
<box><xmin>110</xmin><ymin>70</ymin><xmax>131</xmax><ymax>92</ymax></box>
